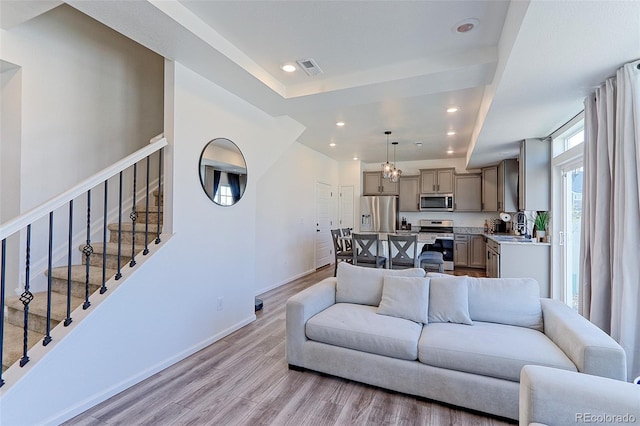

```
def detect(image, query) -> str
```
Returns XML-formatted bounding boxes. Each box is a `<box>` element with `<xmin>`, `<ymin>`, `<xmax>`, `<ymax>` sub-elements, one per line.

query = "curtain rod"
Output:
<box><xmin>547</xmin><ymin>110</ymin><xmax>585</xmax><ymax>140</ymax></box>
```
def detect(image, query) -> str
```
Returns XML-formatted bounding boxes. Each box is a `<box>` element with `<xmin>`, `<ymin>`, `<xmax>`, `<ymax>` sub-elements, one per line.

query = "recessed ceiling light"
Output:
<box><xmin>329</xmin><ymin>143</ymin><xmax>336</xmax><ymax>147</ymax></box>
<box><xmin>447</xmin><ymin>107</ymin><xmax>459</xmax><ymax>113</ymax></box>
<box><xmin>336</xmin><ymin>121</ymin><xmax>345</xmax><ymax>127</ymax></box>
<box><xmin>447</xmin><ymin>131</ymin><xmax>456</xmax><ymax>136</ymax></box>
<box><xmin>352</xmin><ymin>156</ymin><xmax>359</xmax><ymax>161</ymax></box>
<box><xmin>281</xmin><ymin>64</ymin><xmax>296</xmax><ymax>73</ymax></box>
<box><xmin>415</xmin><ymin>142</ymin><xmax>423</xmax><ymax>147</ymax></box>
<box><xmin>447</xmin><ymin>149</ymin><xmax>454</xmax><ymax>154</ymax></box>
<box><xmin>454</xmin><ymin>18</ymin><xmax>479</xmax><ymax>34</ymax></box>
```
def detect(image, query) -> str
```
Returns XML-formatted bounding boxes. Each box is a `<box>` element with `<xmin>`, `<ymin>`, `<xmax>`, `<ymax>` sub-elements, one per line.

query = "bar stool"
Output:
<box><xmin>418</xmin><ymin>251</ymin><xmax>445</xmax><ymax>273</ymax></box>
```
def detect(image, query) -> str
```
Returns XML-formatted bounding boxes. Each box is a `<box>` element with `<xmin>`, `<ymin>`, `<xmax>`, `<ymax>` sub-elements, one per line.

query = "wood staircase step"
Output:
<box><xmin>2</xmin><ymin>321</ymin><xmax>44</xmax><ymax>372</ymax></box>
<box><xmin>78</xmin><ymin>242</ymin><xmax>133</xmax><ymax>269</ymax></box>
<box><xmin>5</xmin><ymin>290</ymin><xmax>84</xmax><ymax>335</ymax></box>
<box><xmin>47</xmin><ymin>264</ymin><xmax>117</xmax><ymax>298</ymax></box>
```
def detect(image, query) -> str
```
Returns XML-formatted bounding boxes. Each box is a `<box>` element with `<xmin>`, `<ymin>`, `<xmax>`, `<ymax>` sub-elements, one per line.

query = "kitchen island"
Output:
<box><xmin>485</xmin><ymin>234</ymin><xmax>551</xmax><ymax>298</ymax></box>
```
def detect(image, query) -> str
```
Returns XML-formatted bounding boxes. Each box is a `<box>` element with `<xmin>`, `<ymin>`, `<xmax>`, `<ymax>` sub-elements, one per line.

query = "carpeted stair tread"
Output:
<box><xmin>47</xmin><ymin>265</ymin><xmax>118</xmax><ymax>285</ymax></box>
<box><xmin>77</xmin><ymin>242</ymin><xmax>134</xmax><ymax>256</ymax></box>
<box><xmin>108</xmin><ymin>222</ymin><xmax>161</xmax><ymax>233</ymax></box>
<box><xmin>5</xmin><ymin>290</ymin><xmax>84</xmax><ymax>324</ymax></box>
<box><xmin>2</xmin><ymin>321</ymin><xmax>44</xmax><ymax>372</ymax></box>
<box><xmin>135</xmin><ymin>203</ymin><xmax>163</xmax><ymax>213</ymax></box>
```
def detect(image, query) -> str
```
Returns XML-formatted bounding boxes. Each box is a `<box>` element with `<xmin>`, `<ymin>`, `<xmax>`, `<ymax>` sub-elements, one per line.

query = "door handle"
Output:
<box><xmin>316</xmin><ymin>229</ymin><xmax>320</xmax><ymax>232</ymax></box>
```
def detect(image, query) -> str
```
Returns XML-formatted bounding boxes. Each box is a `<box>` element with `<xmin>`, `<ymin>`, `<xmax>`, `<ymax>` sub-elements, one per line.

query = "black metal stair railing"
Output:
<box><xmin>0</xmin><ymin>137</ymin><xmax>167</xmax><ymax>388</ymax></box>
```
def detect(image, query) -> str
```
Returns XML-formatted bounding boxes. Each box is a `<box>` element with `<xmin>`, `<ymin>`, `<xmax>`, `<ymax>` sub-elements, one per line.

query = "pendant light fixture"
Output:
<box><xmin>390</xmin><ymin>141</ymin><xmax>402</xmax><ymax>183</ymax></box>
<box><xmin>381</xmin><ymin>131</ymin><xmax>392</xmax><ymax>180</ymax></box>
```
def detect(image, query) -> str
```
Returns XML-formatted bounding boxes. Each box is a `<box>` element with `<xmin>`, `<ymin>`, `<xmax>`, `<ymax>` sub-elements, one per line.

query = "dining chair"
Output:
<box><xmin>352</xmin><ymin>233</ymin><xmax>386</xmax><ymax>269</ymax></box>
<box><xmin>341</xmin><ymin>227</ymin><xmax>352</xmax><ymax>251</ymax></box>
<box><xmin>331</xmin><ymin>229</ymin><xmax>353</xmax><ymax>276</ymax></box>
<box><xmin>388</xmin><ymin>234</ymin><xmax>419</xmax><ymax>269</ymax></box>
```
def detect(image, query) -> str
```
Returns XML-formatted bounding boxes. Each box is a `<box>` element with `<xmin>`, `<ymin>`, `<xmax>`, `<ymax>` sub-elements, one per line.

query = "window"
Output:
<box><xmin>214</xmin><ymin>184</ymin><xmax>233</xmax><ymax>206</ymax></box>
<box><xmin>552</xmin><ymin>114</ymin><xmax>584</xmax><ymax>309</ymax></box>
<box><xmin>566</xmin><ymin>129</ymin><xmax>584</xmax><ymax>150</ymax></box>
<box><xmin>560</xmin><ymin>163</ymin><xmax>583</xmax><ymax>310</ymax></box>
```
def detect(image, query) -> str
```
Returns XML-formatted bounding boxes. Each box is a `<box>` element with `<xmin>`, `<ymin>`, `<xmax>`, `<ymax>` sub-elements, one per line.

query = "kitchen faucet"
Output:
<box><xmin>516</xmin><ymin>212</ymin><xmax>530</xmax><ymax>238</ymax></box>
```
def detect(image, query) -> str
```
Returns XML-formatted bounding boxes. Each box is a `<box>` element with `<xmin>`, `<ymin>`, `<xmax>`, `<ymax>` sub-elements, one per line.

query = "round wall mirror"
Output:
<box><xmin>198</xmin><ymin>138</ymin><xmax>247</xmax><ymax>206</ymax></box>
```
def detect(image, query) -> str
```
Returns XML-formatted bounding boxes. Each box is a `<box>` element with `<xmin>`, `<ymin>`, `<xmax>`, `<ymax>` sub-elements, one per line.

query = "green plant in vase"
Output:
<box><xmin>533</xmin><ymin>211</ymin><xmax>549</xmax><ymax>241</ymax></box>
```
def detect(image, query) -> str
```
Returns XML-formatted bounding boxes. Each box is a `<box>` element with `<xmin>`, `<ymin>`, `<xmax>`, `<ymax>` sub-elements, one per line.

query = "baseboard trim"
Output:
<box><xmin>42</xmin><ymin>314</ymin><xmax>256</xmax><ymax>426</ymax></box>
<box><xmin>255</xmin><ymin>268</ymin><xmax>315</xmax><ymax>296</ymax></box>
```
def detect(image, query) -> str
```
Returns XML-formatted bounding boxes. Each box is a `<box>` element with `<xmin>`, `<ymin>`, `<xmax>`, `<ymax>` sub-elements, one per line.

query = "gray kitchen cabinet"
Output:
<box><xmin>483</xmin><ymin>159</ymin><xmax>518</xmax><ymax>212</ymax></box>
<box><xmin>363</xmin><ymin>171</ymin><xmax>398</xmax><ymax>195</ymax></box>
<box><xmin>454</xmin><ymin>174</ymin><xmax>481</xmax><ymax>211</ymax></box>
<box><xmin>519</xmin><ymin>138</ymin><xmax>550</xmax><ymax>211</ymax></box>
<box><xmin>469</xmin><ymin>235</ymin><xmax>486</xmax><ymax>268</ymax></box>
<box><xmin>481</xmin><ymin>166</ymin><xmax>498</xmax><ymax>211</ymax></box>
<box><xmin>420</xmin><ymin>168</ymin><xmax>454</xmax><ymax>194</ymax></box>
<box><xmin>486</xmin><ymin>238</ymin><xmax>500</xmax><ymax>278</ymax></box>
<box><xmin>455</xmin><ymin>234</ymin><xmax>486</xmax><ymax>268</ymax></box>
<box><xmin>399</xmin><ymin>175</ymin><xmax>419</xmax><ymax>211</ymax></box>
<box><xmin>498</xmin><ymin>159</ymin><xmax>519</xmax><ymax>212</ymax></box>
<box><xmin>454</xmin><ymin>234</ymin><xmax>469</xmax><ymax>266</ymax></box>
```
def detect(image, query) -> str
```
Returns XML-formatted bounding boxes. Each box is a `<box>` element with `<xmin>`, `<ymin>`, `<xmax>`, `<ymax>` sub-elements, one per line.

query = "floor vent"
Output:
<box><xmin>296</xmin><ymin>58</ymin><xmax>323</xmax><ymax>76</ymax></box>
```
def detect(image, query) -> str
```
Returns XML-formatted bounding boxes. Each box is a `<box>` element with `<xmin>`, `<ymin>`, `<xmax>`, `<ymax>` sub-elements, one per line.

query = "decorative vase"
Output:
<box><xmin>535</xmin><ymin>230</ymin><xmax>546</xmax><ymax>242</ymax></box>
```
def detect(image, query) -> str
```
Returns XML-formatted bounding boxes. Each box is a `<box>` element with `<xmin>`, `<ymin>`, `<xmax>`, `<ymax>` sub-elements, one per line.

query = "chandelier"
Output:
<box><xmin>380</xmin><ymin>131</ymin><xmax>392</xmax><ymax>179</ymax></box>
<box><xmin>390</xmin><ymin>141</ymin><xmax>402</xmax><ymax>183</ymax></box>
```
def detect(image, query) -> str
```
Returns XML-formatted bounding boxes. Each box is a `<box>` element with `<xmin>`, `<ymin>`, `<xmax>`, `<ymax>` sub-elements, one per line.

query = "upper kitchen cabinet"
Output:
<box><xmin>420</xmin><ymin>168</ymin><xmax>454</xmax><ymax>194</ymax></box>
<box><xmin>363</xmin><ymin>171</ymin><xmax>399</xmax><ymax>195</ymax></box>
<box><xmin>519</xmin><ymin>139</ymin><xmax>551</xmax><ymax>211</ymax></box>
<box><xmin>399</xmin><ymin>175</ymin><xmax>419</xmax><ymax>211</ymax></box>
<box><xmin>482</xmin><ymin>159</ymin><xmax>518</xmax><ymax>212</ymax></box>
<box><xmin>481</xmin><ymin>166</ymin><xmax>498</xmax><ymax>212</ymax></box>
<box><xmin>454</xmin><ymin>174</ymin><xmax>481</xmax><ymax>211</ymax></box>
<box><xmin>498</xmin><ymin>159</ymin><xmax>518</xmax><ymax>212</ymax></box>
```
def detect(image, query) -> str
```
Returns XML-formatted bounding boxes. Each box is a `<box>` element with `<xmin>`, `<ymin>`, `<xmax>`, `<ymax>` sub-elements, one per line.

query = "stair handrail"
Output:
<box><xmin>0</xmin><ymin>138</ymin><xmax>168</xmax><ymax>241</ymax></box>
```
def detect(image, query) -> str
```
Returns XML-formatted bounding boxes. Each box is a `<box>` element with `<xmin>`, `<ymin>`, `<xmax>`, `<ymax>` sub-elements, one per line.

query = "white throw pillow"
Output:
<box><xmin>467</xmin><ymin>277</ymin><xmax>543</xmax><ymax>330</ymax></box>
<box><xmin>377</xmin><ymin>276</ymin><xmax>430</xmax><ymax>323</ymax></box>
<box><xmin>336</xmin><ymin>262</ymin><xmax>425</xmax><ymax>306</ymax></box>
<box><xmin>428</xmin><ymin>276</ymin><xmax>473</xmax><ymax>325</ymax></box>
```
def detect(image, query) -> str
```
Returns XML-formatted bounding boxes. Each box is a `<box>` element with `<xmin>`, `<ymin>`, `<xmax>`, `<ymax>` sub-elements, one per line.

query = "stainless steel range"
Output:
<box><xmin>418</xmin><ymin>219</ymin><xmax>454</xmax><ymax>270</ymax></box>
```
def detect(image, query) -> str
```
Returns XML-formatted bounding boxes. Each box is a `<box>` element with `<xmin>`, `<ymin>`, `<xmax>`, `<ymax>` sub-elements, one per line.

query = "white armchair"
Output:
<box><xmin>519</xmin><ymin>365</ymin><xmax>640</xmax><ymax>426</ymax></box>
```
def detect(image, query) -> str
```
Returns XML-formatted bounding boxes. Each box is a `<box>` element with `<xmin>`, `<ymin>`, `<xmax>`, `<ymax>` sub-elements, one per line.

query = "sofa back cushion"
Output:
<box><xmin>467</xmin><ymin>277</ymin><xmax>543</xmax><ymax>331</ymax></box>
<box><xmin>336</xmin><ymin>262</ymin><xmax>426</xmax><ymax>306</ymax></box>
<box><xmin>428</xmin><ymin>276</ymin><xmax>473</xmax><ymax>325</ymax></box>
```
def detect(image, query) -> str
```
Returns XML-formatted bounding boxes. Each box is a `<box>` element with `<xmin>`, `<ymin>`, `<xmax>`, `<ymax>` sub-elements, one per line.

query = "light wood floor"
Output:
<box><xmin>65</xmin><ymin>265</ymin><xmax>513</xmax><ymax>426</ymax></box>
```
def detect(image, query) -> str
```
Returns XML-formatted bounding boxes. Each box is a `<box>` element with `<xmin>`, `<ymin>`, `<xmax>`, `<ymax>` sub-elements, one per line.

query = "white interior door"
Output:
<box><xmin>315</xmin><ymin>182</ymin><xmax>332</xmax><ymax>269</ymax></box>
<box><xmin>339</xmin><ymin>185</ymin><xmax>354</xmax><ymax>229</ymax></box>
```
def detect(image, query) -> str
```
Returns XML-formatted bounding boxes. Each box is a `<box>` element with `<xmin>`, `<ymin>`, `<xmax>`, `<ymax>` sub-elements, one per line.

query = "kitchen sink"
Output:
<box><xmin>490</xmin><ymin>235</ymin><xmax>536</xmax><ymax>243</ymax></box>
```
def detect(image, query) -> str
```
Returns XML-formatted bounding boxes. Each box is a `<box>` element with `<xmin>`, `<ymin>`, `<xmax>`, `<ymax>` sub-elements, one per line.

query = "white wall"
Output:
<box><xmin>0</xmin><ymin>5</ymin><xmax>164</xmax><ymax>294</ymax></box>
<box><xmin>0</xmin><ymin>5</ymin><xmax>164</xmax><ymax>214</ymax></box>
<box><xmin>255</xmin><ymin>142</ymin><xmax>338</xmax><ymax>293</ymax></box>
<box><xmin>0</xmin><ymin>58</ymin><xmax>307</xmax><ymax>425</ymax></box>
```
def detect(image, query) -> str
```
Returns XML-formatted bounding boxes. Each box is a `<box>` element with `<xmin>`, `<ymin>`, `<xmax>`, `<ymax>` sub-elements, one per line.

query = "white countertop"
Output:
<box><xmin>485</xmin><ymin>234</ymin><xmax>551</xmax><ymax>246</ymax></box>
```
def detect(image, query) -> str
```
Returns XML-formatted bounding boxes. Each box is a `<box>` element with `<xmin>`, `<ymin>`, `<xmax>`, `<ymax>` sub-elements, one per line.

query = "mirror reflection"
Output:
<box><xmin>199</xmin><ymin>138</ymin><xmax>247</xmax><ymax>206</ymax></box>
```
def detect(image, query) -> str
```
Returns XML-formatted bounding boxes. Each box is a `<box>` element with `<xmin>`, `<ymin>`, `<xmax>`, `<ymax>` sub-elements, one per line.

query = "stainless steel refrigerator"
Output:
<box><xmin>360</xmin><ymin>196</ymin><xmax>398</xmax><ymax>233</ymax></box>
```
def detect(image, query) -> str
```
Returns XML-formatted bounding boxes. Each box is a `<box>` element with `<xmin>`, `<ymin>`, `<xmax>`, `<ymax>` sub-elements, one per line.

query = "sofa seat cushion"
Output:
<box><xmin>418</xmin><ymin>322</ymin><xmax>577</xmax><ymax>382</ymax></box>
<box><xmin>306</xmin><ymin>303</ymin><xmax>422</xmax><ymax>360</ymax></box>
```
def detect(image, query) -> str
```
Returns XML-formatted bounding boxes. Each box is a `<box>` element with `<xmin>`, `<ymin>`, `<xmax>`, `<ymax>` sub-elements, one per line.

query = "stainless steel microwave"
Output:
<box><xmin>419</xmin><ymin>193</ymin><xmax>454</xmax><ymax>211</ymax></box>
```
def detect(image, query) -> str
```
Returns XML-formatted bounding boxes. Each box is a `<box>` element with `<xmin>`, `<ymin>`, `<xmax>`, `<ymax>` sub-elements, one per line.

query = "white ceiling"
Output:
<box><xmin>4</xmin><ymin>0</ymin><xmax>640</xmax><ymax>168</ymax></box>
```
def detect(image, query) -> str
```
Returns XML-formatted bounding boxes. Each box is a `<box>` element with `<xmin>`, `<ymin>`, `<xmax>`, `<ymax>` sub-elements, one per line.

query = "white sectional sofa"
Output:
<box><xmin>285</xmin><ymin>263</ymin><xmax>626</xmax><ymax>420</ymax></box>
<box><xmin>520</xmin><ymin>365</ymin><xmax>640</xmax><ymax>426</ymax></box>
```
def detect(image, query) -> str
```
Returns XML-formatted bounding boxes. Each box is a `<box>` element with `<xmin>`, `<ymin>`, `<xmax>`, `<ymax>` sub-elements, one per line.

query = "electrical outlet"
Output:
<box><xmin>217</xmin><ymin>297</ymin><xmax>223</xmax><ymax>311</ymax></box>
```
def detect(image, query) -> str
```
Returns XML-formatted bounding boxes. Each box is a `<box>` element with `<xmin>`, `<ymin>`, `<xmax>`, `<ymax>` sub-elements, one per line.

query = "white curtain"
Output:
<box><xmin>580</xmin><ymin>60</ymin><xmax>640</xmax><ymax>381</ymax></box>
